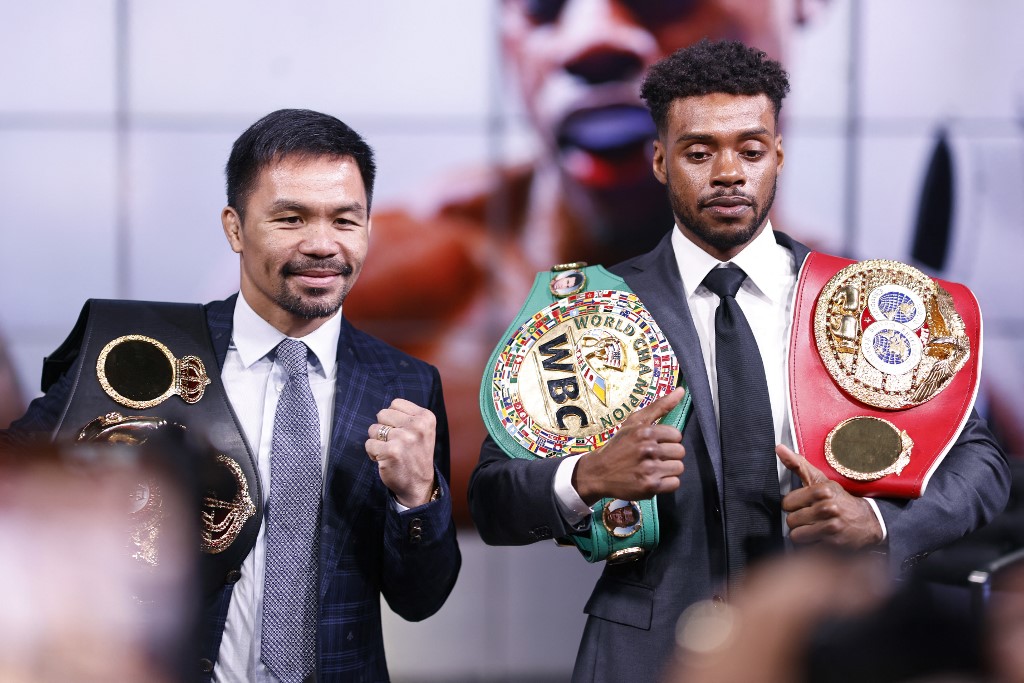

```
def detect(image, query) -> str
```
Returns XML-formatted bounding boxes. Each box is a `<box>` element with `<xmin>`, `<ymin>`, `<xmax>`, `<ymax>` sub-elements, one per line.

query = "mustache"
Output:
<box><xmin>282</xmin><ymin>257</ymin><xmax>353</xmax><ymax>277</ymax></box>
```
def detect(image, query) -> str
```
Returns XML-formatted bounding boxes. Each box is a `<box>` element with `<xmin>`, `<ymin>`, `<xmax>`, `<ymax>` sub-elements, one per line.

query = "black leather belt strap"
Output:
<box><xmin>46</xmin><ymin>299</ymin><xmax>262</xmax><ymax>592</ymax></box>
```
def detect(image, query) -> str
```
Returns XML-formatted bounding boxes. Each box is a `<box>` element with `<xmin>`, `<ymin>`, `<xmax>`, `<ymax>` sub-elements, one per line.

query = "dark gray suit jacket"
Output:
<box><xmin>468</xmin><ymin>231</ymin><xmax>1009</xmax><ymax>683</ymax></box>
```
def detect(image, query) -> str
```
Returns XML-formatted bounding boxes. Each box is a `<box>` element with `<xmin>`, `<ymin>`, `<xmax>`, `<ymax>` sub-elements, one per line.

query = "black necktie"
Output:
<box><xmin>703</xmin><ymin>266</ymin><xmax>783</xmax><ymax>582</ymax></box>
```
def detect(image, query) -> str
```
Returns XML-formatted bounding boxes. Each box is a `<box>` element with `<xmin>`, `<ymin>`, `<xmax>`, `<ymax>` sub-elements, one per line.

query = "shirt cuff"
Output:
<box><xmin>864</xmin><ymin>498</ymin><xmax>888</xmax><ymax>542</ymax></box>
<box><xmin>554</xmin><ymin>454</ymin><xmax>593</xmax><ymax>526</ymax></box>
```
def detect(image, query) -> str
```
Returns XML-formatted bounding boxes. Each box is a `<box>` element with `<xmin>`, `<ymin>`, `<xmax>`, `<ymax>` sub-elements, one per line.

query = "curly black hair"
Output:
<box><xmin>640</xmin><ymin>39</ymin><xmax>790</xmax><ymax>134</ymax></box>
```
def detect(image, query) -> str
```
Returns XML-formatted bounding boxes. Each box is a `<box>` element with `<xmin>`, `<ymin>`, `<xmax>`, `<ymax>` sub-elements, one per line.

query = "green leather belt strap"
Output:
<box><xmin>480</xmin><ymin>265</ymin><xmax>691</xmax><ymax>563</ymax></box>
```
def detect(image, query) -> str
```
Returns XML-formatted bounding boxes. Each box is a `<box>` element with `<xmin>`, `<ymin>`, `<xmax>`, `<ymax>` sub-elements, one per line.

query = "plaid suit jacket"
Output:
<box><xmin>4</xmin><ymin>295</ymin><xmax>460</xmax><ymax>683</ymax></box>
<box><xmin>201</xmin><ymin>295</ymin><xmax>460</xmax><ymax>682</ymax></box>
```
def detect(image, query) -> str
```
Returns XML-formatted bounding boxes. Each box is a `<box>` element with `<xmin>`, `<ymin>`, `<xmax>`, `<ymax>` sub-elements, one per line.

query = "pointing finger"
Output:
<box><xmin>629</xmin><ymin>387</ymin><xmax>686</xmax><ymax>426</ymax></box>
<box><xmin>776</xmin><ymin>444</ymin><xmax>828</xmax><ymax>486</ymax></box>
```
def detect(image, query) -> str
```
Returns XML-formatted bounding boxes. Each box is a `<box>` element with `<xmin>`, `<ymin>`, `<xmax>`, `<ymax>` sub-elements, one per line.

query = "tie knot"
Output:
<box><xmin>702</xmin><ymin>266</ymin><xmax>747</xmax><ymax>299</ymax></box>
<box><xmin>276</xmin><ymin>338</ymin><xmax>310</xmax><ymax>377</ymax></box>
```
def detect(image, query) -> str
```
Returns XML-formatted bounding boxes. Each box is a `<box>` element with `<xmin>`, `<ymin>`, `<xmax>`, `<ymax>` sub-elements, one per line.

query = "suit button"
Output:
<box><xmin>225</xmin><ymin>569</ymin><xmax>242</xmax><ymax>584</ymax></box>
<box><xmin>199</xmin><ymin>658</ymin><xmax>214</xmax><ymax>673</ymax></box>
<box><xmin>712</xmin><ymin>594</ymin><xmax>725</xmax><ymax>604</ymax></box>
<box><xmin>409</xmin><ymin>518</ymin><xmax>424</xmax><ymax>543</ymax></box>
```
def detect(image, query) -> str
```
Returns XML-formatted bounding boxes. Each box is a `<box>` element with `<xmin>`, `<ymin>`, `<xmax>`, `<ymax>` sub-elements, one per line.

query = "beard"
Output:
<box><xmin>274</xmin><ymin>257</ymin><xmax>354</xmax><ymax>320</ymax></box>
<box><xmin>668</xmin><ymin>175</ymin><xmax>777</xmax><ymax>255</ymax></box>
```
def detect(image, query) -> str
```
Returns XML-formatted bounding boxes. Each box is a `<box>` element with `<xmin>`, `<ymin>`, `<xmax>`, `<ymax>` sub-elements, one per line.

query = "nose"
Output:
<box><xmin>559</xmin><ymin>0</ymin><xmax>657</xmax><ymax>85</ymax></box>
<box><xmin>299</xmin><ymin>220</ymin><xmax>340</xmax><ymax>257</ymax></box>
<box><xmin>711</xmin><ymin>151</ymin><xmax>745</xmax><ymax>187</ymax></box>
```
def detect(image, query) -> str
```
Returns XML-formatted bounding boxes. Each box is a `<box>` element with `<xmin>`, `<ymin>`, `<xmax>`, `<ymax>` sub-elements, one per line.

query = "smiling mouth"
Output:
<box><xmin>284</xmin><ymin>260</ymin><xmax>352</xmax><ymax>277</ymax></box>
<box><xmin>293</xmin><ymin>272</ymin><xmax>341</xmax><ymax>287</ymax></box>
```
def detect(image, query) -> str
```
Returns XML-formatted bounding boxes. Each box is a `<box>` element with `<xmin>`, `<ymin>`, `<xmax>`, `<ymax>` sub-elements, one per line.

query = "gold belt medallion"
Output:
<box><xmin>489</xmin><ymin>290</ymin><xmax>678</xmax><ymax>457</ymax></box>
<box><xmin>96</xmin><ymin>334</ymin><xmax>211</xmax><ymax>410</ymax></box>
<box><xmin>76</xmin><ymin>412</ymin><xmax>256</xmax><ymax>562</ymax></box>
<box><xmin>813</xmin><ymin>260</ymin><xmax>970</xmax><ymax>410</ymax></box>
<box><xmin>825</xmin><ymin>416</ymin><xmax>914</xmax><ymax>481</ymax></box>
<box><xmin>200</xmin><ymin>454</ymin><xmax>257</xmax><ymax>555</ymax></box>
<box><xmin>77</xmin><ymin>412</ymin><xmax>171</xmax><ymax>566</ymax></box>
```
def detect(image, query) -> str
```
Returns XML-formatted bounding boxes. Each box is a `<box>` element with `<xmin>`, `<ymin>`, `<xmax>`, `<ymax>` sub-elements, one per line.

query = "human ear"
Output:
<box><xmin>222</xmin><ymin>206</ymin><xmax>244</xmax><ymax>254</ymax></box>
<box><xmin>652</xmin><ymin>140</ymin><xmax>668</xmax><ymax>185</ymax></box>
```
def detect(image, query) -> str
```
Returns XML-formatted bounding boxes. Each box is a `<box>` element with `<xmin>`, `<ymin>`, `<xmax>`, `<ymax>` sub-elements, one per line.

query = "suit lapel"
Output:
<box><xmin>774</xmin><ymin>231</ymin><xmax>811</xmax><ymax>269</ymax></box>
<box><xmin>204</xmin><ymin>294</ymin><xmax>237</xmax><ymax>370</ymax></box>
<box><xmin>773</xmin><ymin>231</ymin><xmax>811</xmax><ymax>493</ymax></box>
<box><xmin>617</xmin><ymin>233</ymin><xmax>725</xmax><ymax>494</ymax></box>
<box><xmin>320</xmin><ymin>317</ymin><xmax>393</xmax><ymax>597</ymax></box>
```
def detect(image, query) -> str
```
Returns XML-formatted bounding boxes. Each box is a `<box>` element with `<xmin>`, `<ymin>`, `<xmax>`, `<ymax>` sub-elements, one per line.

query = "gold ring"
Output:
<box><xmin>377</xmin><ymin>424</ymin><xmax>392</xmax><ymax>443</ymax></box>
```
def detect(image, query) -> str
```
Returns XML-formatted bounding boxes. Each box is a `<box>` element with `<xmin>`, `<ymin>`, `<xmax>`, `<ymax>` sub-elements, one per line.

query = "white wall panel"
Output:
<box><xmin>0</xmin><ymin>1</ymin><xmax>117</xmax><ymax>114</ymax></box>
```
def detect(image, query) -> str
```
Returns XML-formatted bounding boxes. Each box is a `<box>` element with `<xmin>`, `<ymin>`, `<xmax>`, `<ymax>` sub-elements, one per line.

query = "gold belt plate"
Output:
<box><xmin>813</xmin><ymin>259</ymin><xmax>970</xmax><ymax>409</ymax></box>
<box><xmin>96</xmin><ymin>334</ymin><xmax>211</xmax><ymax>410</ymax></box>
<box><xmin>490</xmin><ymin>290</ymin><xmax>678</xmax><ymax>458</ymax></box>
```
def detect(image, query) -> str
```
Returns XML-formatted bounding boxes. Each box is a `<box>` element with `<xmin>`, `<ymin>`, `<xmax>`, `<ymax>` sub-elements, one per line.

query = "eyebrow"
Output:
<box><xmin>676</xmin><ymin>127</ymin><xmax>773</xmax><ymax>144</ymax></box>
<box><xmin>269</xmin><ymin>199</ymin><xmax>367</xmax><ymax>217</ymax></box>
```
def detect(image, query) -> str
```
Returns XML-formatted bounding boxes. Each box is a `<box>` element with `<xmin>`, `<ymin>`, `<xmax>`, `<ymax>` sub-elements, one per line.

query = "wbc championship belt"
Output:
<box><xmin>790</xmin><ymin>254</ymin><xmax>982</xmax><ymax>498</ymax></box>
<box><xmin>480</xmin><ymin>263</ymin><xmax>690</xmax><ymax>563</ymax></box>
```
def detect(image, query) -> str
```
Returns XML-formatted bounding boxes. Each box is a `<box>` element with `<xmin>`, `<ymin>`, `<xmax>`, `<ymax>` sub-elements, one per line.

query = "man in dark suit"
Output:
<box><xmin>8</xmin><ymin>109</ymin><xmax>460</xmax><ymax>682</ymax></box>
<box><xmin>469</xmin><ymin>40</ymin><xmax>1009</xmax><ymax>682</ymax></box>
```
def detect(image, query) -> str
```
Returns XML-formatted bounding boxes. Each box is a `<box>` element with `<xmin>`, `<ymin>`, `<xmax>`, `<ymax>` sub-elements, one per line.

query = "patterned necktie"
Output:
<box><xmin>703</xmin><ymin>266</ymin><xmax>783</xmax><ymax>583</ymax></box>
<box><xmin>262</xmin><ymin>338</ymin><xmax>321</xmax><ymax>683</ymax></box>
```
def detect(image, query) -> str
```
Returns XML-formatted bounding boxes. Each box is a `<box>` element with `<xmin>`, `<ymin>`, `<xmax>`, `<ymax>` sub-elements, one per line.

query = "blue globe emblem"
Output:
<box><xmin>872</xmin><ymin>329</ymin><xmax>912</xmax><ymax>366</ymax></box>
<box><xmin>877</xmin><ymin>290</ymin><xmax>918</xmax><ymax>325</ymax></box>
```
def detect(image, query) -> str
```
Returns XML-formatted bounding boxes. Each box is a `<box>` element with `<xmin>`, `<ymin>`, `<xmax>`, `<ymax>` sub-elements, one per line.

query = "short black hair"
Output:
<box><xmin>225</xmin><ymin>108</ymin><xmax>377</xmax><ymax>217</ymax></box>
<box><xmin>640</xmin><ymin>39</ymin><xmax>790</xmax><ymax>134</ymax></box>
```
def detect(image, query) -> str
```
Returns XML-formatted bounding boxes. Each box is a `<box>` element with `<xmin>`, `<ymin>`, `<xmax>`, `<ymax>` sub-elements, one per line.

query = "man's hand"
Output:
<box><xmin>777</xmin><ymin>444</ymin><xmax>883</xmax><ymax>549</ymax></box>
<box><xmin>365</xmin><ymin>398</ymin><xmax>437</xmax><ymax>508</ymax></box>
<box><xmin>573</xmin><ymin>387</ymin><xmax>686</xmax><ymax>506</ymax></box>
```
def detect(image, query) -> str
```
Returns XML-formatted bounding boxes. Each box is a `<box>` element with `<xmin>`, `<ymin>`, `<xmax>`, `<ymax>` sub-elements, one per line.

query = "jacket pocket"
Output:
<box><xmin>583</xmin><ymin>575</ymin><xmax>654</xmax><ymax>630</ymax></box>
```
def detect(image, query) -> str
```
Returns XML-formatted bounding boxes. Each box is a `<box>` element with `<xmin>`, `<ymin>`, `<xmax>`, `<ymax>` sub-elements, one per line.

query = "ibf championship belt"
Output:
<box><xmin>480</xmin><ymin>264</ymin><xmax>690</xmax><ymax>562</ymax></box>
<box><xmin>790</xmin><ymin>254</ymin><xmax>982</xmax><ymax>498</ymax></box>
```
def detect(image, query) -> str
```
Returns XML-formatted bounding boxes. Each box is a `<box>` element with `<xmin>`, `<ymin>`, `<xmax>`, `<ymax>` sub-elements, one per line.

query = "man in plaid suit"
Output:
<box><xmin>7</xmin><ymin>109</ymin><xmax>461</xmax><ymax>682</ymax></box>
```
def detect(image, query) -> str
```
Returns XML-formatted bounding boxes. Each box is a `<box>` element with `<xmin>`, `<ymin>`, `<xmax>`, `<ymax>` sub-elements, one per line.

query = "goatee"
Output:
<box><xmin>669</xmin><ymin>178</ymin><xmax>777</xmax><ymax>254</ymax></box>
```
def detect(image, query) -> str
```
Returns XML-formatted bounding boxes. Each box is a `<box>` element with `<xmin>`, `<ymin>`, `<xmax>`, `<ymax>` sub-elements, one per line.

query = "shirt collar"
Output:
<box><xmin>671</xmin><ymin>221</ymin><xmax>792</xmax><ymax>303</ymax></box>
<box><xmin>231</xmin><ymin>292</ymin><xmax>341</xmax><ymax>378</ymax></box>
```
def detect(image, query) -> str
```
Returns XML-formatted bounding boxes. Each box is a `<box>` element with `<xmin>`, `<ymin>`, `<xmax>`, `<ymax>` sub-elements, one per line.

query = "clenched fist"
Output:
<box><xmin>366</xmin><ymin>398</ymin><xmax>438</xmax><ymax>508</ymax></box>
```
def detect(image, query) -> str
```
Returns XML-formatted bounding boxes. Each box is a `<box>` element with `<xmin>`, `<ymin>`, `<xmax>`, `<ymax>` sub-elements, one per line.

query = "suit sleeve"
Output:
<box><xmin>874</xmin><ymin>409</ymin><xmax>1011</xmax><ymax>573</ymax></box>
<box><xmin>380</xmin><ymin>365</ymin><xmax>461</xmax><ymax>621</ymax></box>
<box><xmin>468</xmin><ymin>434</ymin><xmax>585</xmax><ymax>546</ymax></box>
<box><xmin>0</xmin><ymin>366</ymin><xmax>74</xmax><ymax>445</ymax></box>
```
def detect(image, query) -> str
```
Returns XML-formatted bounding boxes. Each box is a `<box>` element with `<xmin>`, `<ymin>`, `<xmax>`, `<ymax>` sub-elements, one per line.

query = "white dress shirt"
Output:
<box><xmin>555</xmin><ymin>224</ymin><xmax>886</xmax><ymax>539</ymax></box>
<box><xmin>214</xmin><ymin>293</ymin><xmax>341</xmax><ymax>683</ymax></box>
<box><xmin>672</xmin><ymin>222</ymin><xmax>797</xmax><ymax>479</ymax></box>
